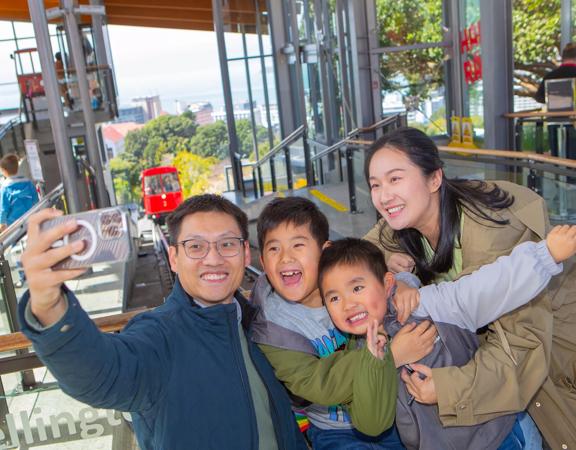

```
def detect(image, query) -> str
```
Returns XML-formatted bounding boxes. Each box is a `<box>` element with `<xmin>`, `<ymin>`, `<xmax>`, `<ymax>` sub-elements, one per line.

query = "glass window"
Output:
<box><xmin>380</xmin><ymin>48</ymin><xmax>447</xmax><ymax>135</ymax></box>
<box><xmin>512</xmin><ymin>0</ymin><xmax>561</xmax><ymax>109</ymax></box>
<box><xmin>144</xmin><ymin>175</ymin><xmax>162</xmax><ymax>195</ymax></box>
<box><xmin>0</xmin><ymin>21</ymin><xmax>14</xmax><ymax>41</ymax></box>
<box><xmin>161</xmin><ymin>173</ymin><xmax>180</xmax><ymax>192</ymax></box>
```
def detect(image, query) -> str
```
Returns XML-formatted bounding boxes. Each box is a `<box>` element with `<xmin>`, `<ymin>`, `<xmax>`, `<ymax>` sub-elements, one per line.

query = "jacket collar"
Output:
<box><xmin>170</xmin><ymin>277</ymin><xmax>259</xmax><ymax>330</ymax></box>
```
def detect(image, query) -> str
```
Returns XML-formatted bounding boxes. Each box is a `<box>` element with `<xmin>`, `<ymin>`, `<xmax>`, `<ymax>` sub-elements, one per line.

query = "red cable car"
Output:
<box><xmin>141</xmin><ymin>166</ymin><xmax>183</xmax><ymax>223</ymax></box>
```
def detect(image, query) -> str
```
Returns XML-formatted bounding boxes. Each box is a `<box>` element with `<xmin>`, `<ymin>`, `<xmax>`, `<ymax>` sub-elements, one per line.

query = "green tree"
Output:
<box><xmin>513</xmin><ymin>0</ymin><xmax>560</xmax><ymax>97</ymax></box>
<box><xmin>189</xmin><ymin>121</ymin><xmax>229</xmax><ymax>159</ymax></box>
<box><xmin>375</xmin><ymin>0</ymin><xmax>561</xmax><ymax>101</ymax></box>
<box><xmin>172</xmin><ymin>151</ymin><xmax>217</xmax><ymax>198</ymax></box>
<box><xmin>124</xmin><ymin>114</ymin><xmax>198</xmax><ymax>167</ymax></box>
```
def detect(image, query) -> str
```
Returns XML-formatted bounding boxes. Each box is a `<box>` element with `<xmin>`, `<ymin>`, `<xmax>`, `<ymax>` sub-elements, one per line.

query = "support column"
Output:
<box><xmin>28</xmin><ymin>0</ymin><xmax>81</xmax><ymax>212</ymax></box>
<box><xmin>561</xmin><ymin>0</ymin><xmax>572</xmax><ymax>52</ymax></box>
<box><xmin>212</xmin><ymin>0</ymin><xmax>244</xmax><ymax>194</ymax></box>
<box><xmin>62</xmin><ymin>0</ymin><xmax>110</xmax><ymax>207</ymax></box>
<box><xmin>268</xmin><ymin>0</ymin><xmax>299</xmax><ymax>136</ymax></box>
<box><xmin>350</xmin><ymin>0</ymin><xmax>377</xmax><ymax>130</ymax></box>
<box><xmin>480</xmin><ymin>0</ymin><xmax>513</xmax><ymax>149</ymax></box>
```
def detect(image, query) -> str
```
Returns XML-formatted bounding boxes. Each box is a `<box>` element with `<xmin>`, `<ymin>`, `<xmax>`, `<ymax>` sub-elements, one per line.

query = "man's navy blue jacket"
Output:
<box><xmin>18</xmin><ymin>279</ymin><xmax>307</xmax><ymax>450</ymax></box>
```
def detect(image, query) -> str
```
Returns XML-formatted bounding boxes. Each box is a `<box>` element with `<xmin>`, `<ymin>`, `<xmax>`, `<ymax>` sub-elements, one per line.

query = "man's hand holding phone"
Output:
<box><xmin>22</xmin><ymin>209</ymin><xmax>87</xmax><ymax>327</ymax></box>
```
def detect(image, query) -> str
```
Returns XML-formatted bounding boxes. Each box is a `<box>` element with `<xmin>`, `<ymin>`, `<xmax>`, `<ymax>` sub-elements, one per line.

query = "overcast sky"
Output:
<box><xmin>1</xmin><ymin>23</ymin><xmax>273</xmax><ymax>116</ymax></box>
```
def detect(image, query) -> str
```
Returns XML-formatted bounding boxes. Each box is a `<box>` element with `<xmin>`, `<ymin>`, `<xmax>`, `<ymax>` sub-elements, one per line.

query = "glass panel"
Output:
<box><xmin>461</xmin><ymin>0</ymin><xmax>483</xmax><ymax>141</ymax></box>
<box><xmin>0</xmin><ymin>41</ymin><xmax>17</xmax><ymax>84</ymax></box>
<box><xmin>376</xmin><ymin>0</ymin><xmax>444</xmax><ymax>47</ymax></box>
<box><xmin>11</xmin><ymin>21</ymin><xmax>35</xmax><ymax>39</ymax></box>
<box><xmin>274</xmin><ymin>154</ymin><xmax>289</xmax><ymax>191</ymax></box>
<box><xmin>441</xmin><ymin>154</ymin><xmax>576</xmax><ymax>224</ymax></box>
<box><xmin>259</xmin><ymin>159</ymin><xmax>273</xmax><ymax>194</ymax></box>
<box><xmin>0</xmin><ymin>21</ymin><xmax>14</xmax><ymax>41</ymax></box>
<box><xmin>0</xmin><ymin>371</ymin><xmax>122</xmax><ymax>448</ymax></box>
<box><xmin>512</xmin><ymin>0</ymin><xmax>561</xmax><ymax>110</ymax></box>
<box><xmin>144</xmin><ymin>175</ymin><xmax>162</xmax><ymax>195</ymax></box>
<box><xmin>288</xmin><ymin>137</ymin><xmax>307</xmax><ymax>189</ymax></box>
<box><xmin>380</xmin><ymin>48</ymin><xmax>447</xmax><ymax>135</ymax></box>
<box><xmin>0</xmin><ymin>83</ymin><xmax>20</xmax><ymax>111</ymax></box>
<box><xmin>161</xmin><ymin>173</ymin><xmax>180</xmax><ymax>192</ymax></box>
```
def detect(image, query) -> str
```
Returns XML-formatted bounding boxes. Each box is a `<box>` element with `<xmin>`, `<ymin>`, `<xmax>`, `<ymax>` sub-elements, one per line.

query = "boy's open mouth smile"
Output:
<box><xmin>347</xmin><ymin>311</ymin><xmax>368</xmax><ymax>326</ymax></box>
<box><xmin>280</xmin><ymin>270</ymin><xmax>302</xmax><ymax>286</ymax></box>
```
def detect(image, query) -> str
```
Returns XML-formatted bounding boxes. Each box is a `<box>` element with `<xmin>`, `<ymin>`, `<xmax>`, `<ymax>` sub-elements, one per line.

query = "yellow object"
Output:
<box><xmin>309</xmin><ymin>189</ymin><xmax>348</xmax><ymax>212</ymax></box>
<box><xmin>460</xmin><ymin>117</ymin><xmax>478</xmax><ymax>149</ymax></box>
<box><xmin>448</xmin><ymin>116</ymin><xmax>462</xmax><ymax>147</ymax></box>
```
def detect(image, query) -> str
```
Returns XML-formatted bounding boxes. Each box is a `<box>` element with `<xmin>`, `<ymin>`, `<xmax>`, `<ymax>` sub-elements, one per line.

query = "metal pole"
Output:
<box><xmin>212</xmin><ymin>0</ymin><xmax>244</xmax><ymax>195</ymax></box>
<box><xmin>241</xmin><ymin>29</ymin><xmax>261</xmax><ymax>162</ymax></box>
<box><xmin>27</xmin><ymin>0</ymin><xmax>81</xmax><ymax>212</ymax></box>
<box><xmin>560</xmin><ymin>0</ymin><xmax>572</xmax><ymax>52</ymax></box>
<box><xmin>62</xmin><ymin>0</ymin><xmax>109</xmax><ymax>208</ymax></box>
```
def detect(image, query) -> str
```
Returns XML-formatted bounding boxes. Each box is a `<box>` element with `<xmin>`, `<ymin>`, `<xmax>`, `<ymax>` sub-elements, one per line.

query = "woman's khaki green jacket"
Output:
<box><xmin>364</xmin><ymin>180</ymin><xmax>576</xmax><ymax>449</ymax></box>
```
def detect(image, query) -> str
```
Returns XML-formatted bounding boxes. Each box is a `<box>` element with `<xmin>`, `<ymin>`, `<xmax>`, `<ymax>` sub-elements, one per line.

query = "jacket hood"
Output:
<box><xmin>249</xmin><ymin>274</ymin><xmax>317</xmax><ymax>355</ymax></box>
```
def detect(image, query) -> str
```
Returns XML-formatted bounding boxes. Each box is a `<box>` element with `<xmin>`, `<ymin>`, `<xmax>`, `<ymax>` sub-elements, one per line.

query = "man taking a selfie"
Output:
<box><xmin>18</xmin><ymin>195</ymin><xmax>307</xmax><ymax>450</ymax></box>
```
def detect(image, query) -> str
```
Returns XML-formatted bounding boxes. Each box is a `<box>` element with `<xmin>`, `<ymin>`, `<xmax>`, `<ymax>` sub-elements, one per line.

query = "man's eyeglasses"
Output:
<box><xmin>176</xmin><ymin>237</ymin><xmax>246</xmax><ymax>259</ymax></box>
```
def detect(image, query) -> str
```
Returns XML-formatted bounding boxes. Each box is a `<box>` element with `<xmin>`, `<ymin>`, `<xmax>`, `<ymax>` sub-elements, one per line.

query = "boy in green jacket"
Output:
<box><xmin>250</xmin><ymin>197</ymin><xmax>436</xmax><ymax>448</ymax></box>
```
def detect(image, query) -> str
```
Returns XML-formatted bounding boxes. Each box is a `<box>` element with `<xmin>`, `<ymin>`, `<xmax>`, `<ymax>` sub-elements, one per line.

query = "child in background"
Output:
<box><xmin>251</xmin><ymin>197</ymin><xmax>436</xmax><ymax>449</ymax></box>
<box><xmin>317</xmin><ymin>225</ymin><xmax>576</xmax><ymax>450</ymax></box>
<box><xmin>0</xmin><ymin>154</ymin><xmax>38</xmax><ymax>232</ymax></box>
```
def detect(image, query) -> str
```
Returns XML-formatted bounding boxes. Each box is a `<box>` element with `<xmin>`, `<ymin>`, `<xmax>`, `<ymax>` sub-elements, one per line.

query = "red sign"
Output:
<box><xmin>461</xmin><ymin>21</ymin><xmax>482</xmax><ymax>84</ymax></box>
<box><xmin>463</xmin><ymin>54</ymin><xmax>482</xmax><ymax>84</ymax></box>
<box><xmin>460</xmin><ymin>21</ymin><xmax>481</xmax><ymax>54</ymax></box>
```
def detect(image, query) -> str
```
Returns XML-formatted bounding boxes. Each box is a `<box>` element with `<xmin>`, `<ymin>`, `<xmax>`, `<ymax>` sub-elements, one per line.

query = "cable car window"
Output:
<box><xmin>144</xmin><ymin>175</ymin><xmax>162</xmax><ymax>195</ymax></box>
<box><xmin>161</xmin><ymin>173</ymin><xmax>180</xmax><ymax>193</ymax></box>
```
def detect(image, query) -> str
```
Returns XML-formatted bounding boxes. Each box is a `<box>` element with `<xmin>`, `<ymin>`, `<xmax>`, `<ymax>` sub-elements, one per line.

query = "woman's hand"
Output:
<box><xmin>366</xmin><ymin>319</ymin><xmax>387</xmax><ymax>360</ymax></box>
<box><xmin>390</xmin><ymin>321</ymin><xmax>437</xmax><ymax>368</ymax></box>
<box><xmin>387</xmin><ymin>253</ymin><xmax>416</xmax><ymax>274</ymax></box>
<box><xmin>393</xmin><ymin>281</ymin><xmax>420</xmax><ymax>324</ymax></box>
<box><xmin>401</xmin><ymin>363</ymin><xmax>437</xmax><ymax>404</ymax></box>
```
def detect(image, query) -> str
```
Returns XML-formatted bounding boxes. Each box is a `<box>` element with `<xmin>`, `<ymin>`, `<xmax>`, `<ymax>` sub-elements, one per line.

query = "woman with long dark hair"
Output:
<box><xmin>363</xmin><ymin>127</ymin><xmax>576</xmax><ymax>449</ymax></box>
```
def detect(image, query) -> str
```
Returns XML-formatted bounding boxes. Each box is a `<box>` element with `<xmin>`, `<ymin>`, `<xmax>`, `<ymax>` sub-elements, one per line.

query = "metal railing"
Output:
<box><xmin>0</xmin><ymin>117</ymin><xmax>23</xmax><ymax>156</ymax></box>
<box><xmin>224</xmin><ymin>114</ymin><xmax>407</xmax><ymax>207</ymax></box>
<box><xmin>309</xmin><ymin>114</ymin><xmax>407</xmax><ymax>213</ymax></box>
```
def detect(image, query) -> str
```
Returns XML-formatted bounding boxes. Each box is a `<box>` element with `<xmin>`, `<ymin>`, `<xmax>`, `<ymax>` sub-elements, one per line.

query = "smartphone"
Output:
<box><xmin>40</xmin><ymin>207</ymin><xmax>131</xmax><ymax>269</ymax></box>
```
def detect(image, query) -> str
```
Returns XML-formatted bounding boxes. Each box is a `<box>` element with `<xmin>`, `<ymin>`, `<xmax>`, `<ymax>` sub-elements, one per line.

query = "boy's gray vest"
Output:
<box><xmin>385</xmin><ymin>302</ymin><xmax>516</xmax><ymax>450</ymax></box>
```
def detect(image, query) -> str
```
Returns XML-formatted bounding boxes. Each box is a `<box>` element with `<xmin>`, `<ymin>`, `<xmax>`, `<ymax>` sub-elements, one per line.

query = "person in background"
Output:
<box><xmin>0</xmin><ymin>154</ymin><xmax>38</xmax><ymax>233</ymax></box>
<box><xmin>535</xmin><ymin>43</ymin><xmax>576</xmax><ymax>104</ymax></box>
<box><xmin>535</xmin><ymin>42</ymin><xmax>576</xmax><ymax>160</ymax></box>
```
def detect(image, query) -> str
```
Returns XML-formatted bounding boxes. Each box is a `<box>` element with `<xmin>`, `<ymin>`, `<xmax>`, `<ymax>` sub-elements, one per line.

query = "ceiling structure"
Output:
<box><xmin>0</xmin><ymin>0</ymin><xmax>264</xmax><ymax>31</ymax></box>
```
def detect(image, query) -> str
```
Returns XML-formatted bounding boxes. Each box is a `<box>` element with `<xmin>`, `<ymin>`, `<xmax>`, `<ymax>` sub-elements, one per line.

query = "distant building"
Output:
<box><xmin>132</xmin><ymin>95</ymin><xmax>163</xmax><ymax>121</ymax></box>
<box><xmin>259</xmin><ymin>104</ymin><xmax>279</xmax><ymax>129</ymax></box>
<box><xmin>212</xmin><ymin>101</ymin><xmax>262</xmax><ymax>125</ymax></box>
<box><xmin>116</xmin><ymin>106</ymin><xmax>146</xmax><ymax>124</ymax></box>
<box><xmin>188</xmin><ymin>102</ymin><xmax>214</xmax><ymax>125</ymax></box>
<box><xmin>102</xmin><ymin>122</ymin><xmax>145</xmax><ymax>158</ymax></box>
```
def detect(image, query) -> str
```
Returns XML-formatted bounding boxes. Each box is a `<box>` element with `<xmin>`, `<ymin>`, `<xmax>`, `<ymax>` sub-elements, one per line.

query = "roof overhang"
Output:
<box><xmin>0</xmin><ymin>0</ymin><xmax>265</xmax><ymax>32</ymax></box>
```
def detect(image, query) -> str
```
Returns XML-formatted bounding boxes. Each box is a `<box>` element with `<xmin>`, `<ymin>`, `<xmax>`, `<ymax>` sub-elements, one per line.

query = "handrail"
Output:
<box><xmin>254</xmin><ymin>125</ymin><xmax>306</xmax><ymax>167</ymax></box>
<box><xmin>355</xmin><ymin>113</ymin><xmax>404</xmax><ymax>134</ymax></box>
<box><xmin>311</xmin><ymin>115</ymin><xmax>406</xmax><ymax>162</ymax></box>
<box><xmin>0</xmin><ymin>183</ymin><xmax>64</xmax><ymax>254</ymax></box>
<box><xmin>348</xmin><ymin>138</ymin><xmax>576</xmax><ymax>170</ymax></box>
<box><xmin>0</xmin><ymin>308</ymin><xmax>149</xmax><ymax>354</ymax></box>
<box><xmin>310</xmin><ymin>136</ymin><xmax>351</xmax><ymax>162</ymax></box>
<box><xmin>0</xmin><ymin>118</ymin><xmax>21</xmax><ymax>141</ymax></box>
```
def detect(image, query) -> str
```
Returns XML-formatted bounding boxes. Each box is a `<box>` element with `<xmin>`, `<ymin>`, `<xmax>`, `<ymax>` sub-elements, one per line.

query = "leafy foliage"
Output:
<box><xmin>189</xmin><ymin>121</ymin><xmax>229</xmax><ymax>159</ymax></box>
<box><xmin>172</xmin><ymin>151</ymin><xmax>217</xmax><ymax>198</ymax></box>
<box><xmin>375</xmin><ymin>0</ymin><xmax>561</xmax><ymax>102</ymax></box>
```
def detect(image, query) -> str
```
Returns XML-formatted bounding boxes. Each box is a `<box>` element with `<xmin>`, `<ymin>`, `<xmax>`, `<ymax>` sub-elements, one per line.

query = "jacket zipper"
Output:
<box><xmin>247</xmin><ymin>332</ymin><xmax>285</xmax><ymax>450</ymax></box>
<box><xmin>229</xmin><ymin>312</ymin><xmax>259</xmax><ymax>450</ymax></box>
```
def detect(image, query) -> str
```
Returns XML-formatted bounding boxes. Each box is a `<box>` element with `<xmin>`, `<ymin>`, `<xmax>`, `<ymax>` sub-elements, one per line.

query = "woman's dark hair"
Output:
<box><xmin>364</xmin><ymin>127</ymin><xmax>514</xmax><ymax>284</ymax></box>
